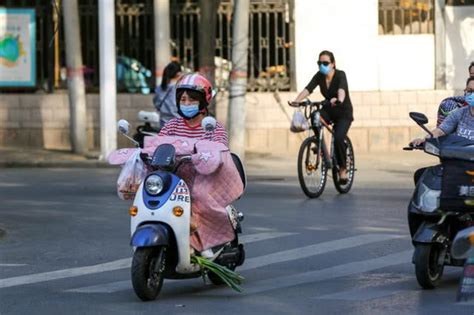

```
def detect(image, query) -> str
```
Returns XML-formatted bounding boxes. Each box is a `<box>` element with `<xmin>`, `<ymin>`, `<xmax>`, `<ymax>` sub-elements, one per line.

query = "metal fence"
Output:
<box><xmin>378</xmin><ymin>0</ymin><xmax>434</xmax><ymax>35</ymax></box>
<box><xmin>0</xmin><ymin>0</ymin><xmax>294</xmax><ymax>92</ymax></box>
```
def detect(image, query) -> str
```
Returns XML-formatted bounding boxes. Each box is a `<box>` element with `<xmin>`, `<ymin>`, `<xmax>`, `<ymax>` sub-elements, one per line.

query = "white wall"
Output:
<box><xmin>377</xmin><ymin>35</ymin><xmax>434</xmax><ymax>90</ymax></box>
<box><xmin>294</xmin><ymin>0</ymin><xmax>436</xmax><ymax>92</ymax></box>
<box><xmin>445</xmin><ymin>6</ymin><xmax>474</xmax><ymax>90</ymax></box>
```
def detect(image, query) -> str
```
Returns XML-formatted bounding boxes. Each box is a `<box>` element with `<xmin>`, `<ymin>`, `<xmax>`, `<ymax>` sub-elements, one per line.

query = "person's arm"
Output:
<box><xmin>293</xmin><ymin>89</ymin><xmax>311</xmax><ymax>103</ymax></box>
<box><xmin>213</xmin><ymin>123</ymin><xmax>229</xmax><ymax>146</ymax></box>
<box><xmin>291</xmin><ymin>73</ymin><xmax>320</xmax><ymax>105</ymax></box>
<box><xmin>410</xmin><ymin>108</ymin><xmax>463</xmax><ymax>145</ymax></box>
<box><xmin>410</xmin><ymin>128</ymin><xmax>445</xmax><ymax>146</ymax></box>
<box><xmin>330</xmin><ymin>71</ymin><xmax>348</xmax><ymax>106</ymax></box>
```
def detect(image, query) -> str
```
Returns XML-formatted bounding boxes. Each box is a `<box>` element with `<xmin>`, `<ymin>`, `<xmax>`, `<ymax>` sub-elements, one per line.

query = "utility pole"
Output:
<box><xmin>154</xmin><ymin>0</ymin><xmax>171</xmax><ymax>86</ymax></box>
<box><xmin>434</xmin><ymin>0</ymin><xmax>446</xmax><ymax>89</ymax></box>
<box><xmin>198</xmin><ymin>0</ymin><xmax>220</xmax><ymax>115</ymax></box>
<box><xmin>99</xmin><ymin>0</ymin><xmax>117</xmax><ymax>159</ymax></box>
<box><xmin>228</xmin><ymin>0</ymin><xmax>249</xmax><ymax>160</ymax></box>
<box><xmin>62</xmin><ymin>0</ymin><xmax>87</xmax><ymax>154</ymax></box>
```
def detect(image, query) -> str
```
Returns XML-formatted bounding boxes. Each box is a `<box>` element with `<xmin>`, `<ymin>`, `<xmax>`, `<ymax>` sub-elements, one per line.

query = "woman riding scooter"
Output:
<box><xmin>158</xmin><ymin>73</ymin><xmax>235</xmax><ymax>257</ymax></box>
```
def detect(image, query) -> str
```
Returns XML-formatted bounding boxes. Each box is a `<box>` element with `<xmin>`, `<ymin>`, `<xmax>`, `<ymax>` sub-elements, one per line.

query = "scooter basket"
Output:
<box><xmin>440</xmin><ymin>159</ymin><xmax>474</xmax><ymax>212</ymax></box>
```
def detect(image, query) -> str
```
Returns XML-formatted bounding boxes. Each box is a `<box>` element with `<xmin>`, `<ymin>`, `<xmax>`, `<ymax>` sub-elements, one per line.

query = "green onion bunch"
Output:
<box><xmin>191</xmin><ymin>255</ymin><xmax>245</xmax><ymax>292</ymax></box>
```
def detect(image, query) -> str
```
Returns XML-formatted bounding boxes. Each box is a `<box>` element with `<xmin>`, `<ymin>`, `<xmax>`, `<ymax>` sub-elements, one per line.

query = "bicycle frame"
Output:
<box><xmin>303</xmin><ymin>103</ymin><xmax>335</xmax><ymax>169</ymax></box>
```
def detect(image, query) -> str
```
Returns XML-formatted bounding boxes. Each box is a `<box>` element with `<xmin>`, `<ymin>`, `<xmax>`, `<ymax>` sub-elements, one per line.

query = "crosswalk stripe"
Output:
<box><xmin>66</xmin><ymin>280</ymin><xmax>132</xmax><ymax>293</ymax></box>
<box><xmin>0</xmin><ymin>231</ymin><xmax>295</xmax><ymax>290</ymax></box>
<box><xmin>65</xmin><ymin>233</ymin><xmax>404</xmax><ymax>294</ymax></box>
<box><xmin>240</xmin><ymin>233</ymin><xmax>405</xmax><ymax>271</ymax></box>
<box><xmin>196</xmin><ymin>250</ymin><xmax>413</xmax><ymax>296</ymax></box>
<box><xmin>240</xmin><ymin>232</ymin><xmax>297</xmax><ymax>244</ymax></box>
<box><xmin>0</xmin><ymin>258</ymin><xmax>131</xmax><ymax>289</ymax></box>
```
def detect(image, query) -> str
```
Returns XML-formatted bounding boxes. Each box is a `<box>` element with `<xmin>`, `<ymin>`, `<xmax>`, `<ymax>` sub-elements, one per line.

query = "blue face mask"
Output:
<box><xmin>465</xmin><ymin>93</ymin><xmax>474</xmax><ymax>107</ymax></box>
<box><xmin>180</xmin><ymin>104</ymin><xmax>200</xmax><ymax>118</ymax></box>
<box><xmin>319</xmin><ymin>64</ymin><xmax>331</xmax><ymax>76</ymax></box>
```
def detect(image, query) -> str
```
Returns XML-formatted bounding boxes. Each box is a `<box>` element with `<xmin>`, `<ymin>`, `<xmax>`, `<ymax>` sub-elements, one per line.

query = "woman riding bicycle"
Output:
<box><xmin>291</xmin><ymin>50</ymin><xmax>354</xmax><ymax>184</ymax></box>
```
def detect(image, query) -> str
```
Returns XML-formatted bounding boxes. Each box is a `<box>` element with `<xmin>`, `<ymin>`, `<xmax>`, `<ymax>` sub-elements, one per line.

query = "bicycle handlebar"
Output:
<box><xmin>288</xmin><ymin>100</ymin><xmax>328</xmax><ymax>108</ymax></box>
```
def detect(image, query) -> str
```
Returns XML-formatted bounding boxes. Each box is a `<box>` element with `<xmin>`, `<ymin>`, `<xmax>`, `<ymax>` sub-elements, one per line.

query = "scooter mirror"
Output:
<box><xmin>409</xmin><ymin>112</ymin><xmax>429</xmax><ymax>125</ymax></box>
<box><xmin>117</xmin><ymin>119</ymin><xmax>131</xmax><ymax>135</ymax></box>
<box><xmin>202</xmin><ymin>116</ymin><xmax>217</xmax><ymax>132</ymax></box>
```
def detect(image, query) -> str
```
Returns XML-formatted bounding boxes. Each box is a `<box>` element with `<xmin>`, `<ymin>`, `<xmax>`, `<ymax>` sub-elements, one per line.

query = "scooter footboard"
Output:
<box><xmin>131</xmin><ymin>223</ymin><xmax>170</xmax><ymax>247</ymax></box>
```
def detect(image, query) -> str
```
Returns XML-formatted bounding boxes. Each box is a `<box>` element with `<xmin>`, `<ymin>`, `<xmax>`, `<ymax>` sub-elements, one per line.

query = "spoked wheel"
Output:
<box><xmin>332</xmin><ymin>136</ymin><xmax>355</xmax><ymax>194</ymax></box>
<box><xmin>131</xmin><ymin>246</ymin><xmax>166</xmax><ymax>301</ymax></box>
<box><xmin>297</xmin><ymin>137</ymin><xmax>328</xmax><ymax>198</ymax></box>
<box><xmin>413</xmin><ymin>244</ymin><xmax>445</xmax><ymax>289</ymax></box>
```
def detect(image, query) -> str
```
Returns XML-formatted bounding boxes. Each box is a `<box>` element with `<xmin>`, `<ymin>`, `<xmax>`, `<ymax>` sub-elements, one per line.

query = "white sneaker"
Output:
<box><xmin>200</xmin><ymin>249</ymin><xmax>214</xmax><ymax>259</ymax></box>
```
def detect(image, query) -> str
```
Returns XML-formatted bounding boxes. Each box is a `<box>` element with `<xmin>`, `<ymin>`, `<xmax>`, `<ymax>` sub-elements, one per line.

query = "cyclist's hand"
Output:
<box><xmin>410</xmin><ymin>138</ymin><xmax>425</xmax><ymax>147</ymax></box>
<box><xmin>330</xmin><ymin>98</ymin><xmax>338</xmax><ymax>106</ymax></box>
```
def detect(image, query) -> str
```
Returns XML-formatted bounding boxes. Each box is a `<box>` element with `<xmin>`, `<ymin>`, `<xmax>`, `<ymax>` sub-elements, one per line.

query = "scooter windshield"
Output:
<box><xmin>151</xmin><ymin>144</ymin><xmax>176</xmax><ymax>167</ymax></box>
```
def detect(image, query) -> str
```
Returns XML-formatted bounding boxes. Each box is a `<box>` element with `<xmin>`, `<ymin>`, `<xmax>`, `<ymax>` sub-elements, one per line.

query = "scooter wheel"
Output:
<box><xmin>131</xmin><ymin>247</ymin><xmax>166</xmax><ymax>301</ymax></box>
<box><xmin>413</xmin><ymin>244</ymin><xmax>444</xmax><ymax>289</ymax></box>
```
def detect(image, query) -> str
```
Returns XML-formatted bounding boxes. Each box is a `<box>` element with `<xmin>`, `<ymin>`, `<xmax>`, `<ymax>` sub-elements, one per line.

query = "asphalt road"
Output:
<box><xmin>0</xmin><ymin>165</ymin><xmax>473</xmax><ymax>315</ymax></box>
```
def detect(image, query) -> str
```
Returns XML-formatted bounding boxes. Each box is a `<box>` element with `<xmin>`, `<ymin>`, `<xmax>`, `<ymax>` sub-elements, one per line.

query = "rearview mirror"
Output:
<box><xmin>202</xmin><ymin>116</ymin><xmax>217</xmax><ymax>132</ymax></box>
<box><xmin>117</xmin><ymin>119</ymin><xmax>131</xmax><ymax>135</ymax></box>
<box><xmin>409</xmin><ymin>112</ymin><xmax>428</xmax><ymax>125</ymax></box>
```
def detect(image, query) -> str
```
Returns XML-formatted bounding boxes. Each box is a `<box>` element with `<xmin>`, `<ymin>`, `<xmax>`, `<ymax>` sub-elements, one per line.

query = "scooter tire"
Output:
<box><xmin>413</xmin><ymin>244</ymin><xmax>444</xmax><ymax>289</ymax></box>
<box><xmin>131</xmin><ymin>247</ymin><xmax>166</xmax><ymax>301</ymax></box>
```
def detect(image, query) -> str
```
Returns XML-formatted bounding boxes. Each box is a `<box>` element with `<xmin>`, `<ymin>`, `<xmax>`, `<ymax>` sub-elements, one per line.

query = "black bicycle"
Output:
<box><xmin>290</xmin><ymin>99</ymin><xmax>355</xmax><ymax>198</ymax></box>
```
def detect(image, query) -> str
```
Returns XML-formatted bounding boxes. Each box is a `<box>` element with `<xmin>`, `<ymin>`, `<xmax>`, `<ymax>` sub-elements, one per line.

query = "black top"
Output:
<box><xmin>305</xmin><ymin>69</ymin><xmax>353</xmax><ymax>121</ymax></box>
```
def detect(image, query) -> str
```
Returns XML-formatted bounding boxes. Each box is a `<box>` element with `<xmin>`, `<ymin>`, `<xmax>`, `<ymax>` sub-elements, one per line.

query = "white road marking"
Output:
<box><xmin>0</xmin><ymin>232</ymin><xmax>295</xmax><ymax>290</ymax></box>
<box><xmin>196</xmin><ymin>250</ymin><xmax>413</xmax><ymax>296</ymax></box>
<box><xmin>0</xmin><ymin>264</ymin><xmax>27</xmax><ymax>267</ymax></box>
<box><xmin>316</xmin><ymin>287</ymin><xmax>414</xmax><ymax>301</ymax></box>
<box><xmin>239</xmin><ymin>233</ymin><xmax>405</xmax><ymax>271</ymax></box>
<box><xmin>0</xmin><ymin>258</ymin><xmax>131</xmax><ymax>289</ymax></box>
<box><xmin>240</xmin><ymin>232</ymin><xmax>297</xmax><ymax>244</ymax></box>
<box><xmin>66</xmin><ymin>280</ymin><xmax>132</xmax><ymax>293</ymax></box>
<box><xmin>66</xmin><ymin>233</ymin><xmax>404</xmax><ymax>294</ymax></box>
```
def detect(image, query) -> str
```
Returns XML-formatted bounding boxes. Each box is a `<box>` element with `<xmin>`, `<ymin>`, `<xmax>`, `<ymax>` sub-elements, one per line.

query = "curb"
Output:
<box><xmin>0</xmin><ymin>160</ymin><xmax>114</xmax><ymax>168</ymax></box>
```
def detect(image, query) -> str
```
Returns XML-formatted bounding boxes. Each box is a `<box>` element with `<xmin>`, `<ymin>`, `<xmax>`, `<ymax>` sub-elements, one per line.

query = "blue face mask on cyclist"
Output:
<box><xmin>180</xmin><ymin>103</ymin><xmax>200</xmax><ymax>118</ymax></box>
<box><xmin>319</xmin><ymin>64</ymin><xmax>331</xmax><ymax>76</ymax></box>
<box><xmin>465</xmin><ymin>93</ymin><xmax>474</xmax><ymax>107</ymax></box>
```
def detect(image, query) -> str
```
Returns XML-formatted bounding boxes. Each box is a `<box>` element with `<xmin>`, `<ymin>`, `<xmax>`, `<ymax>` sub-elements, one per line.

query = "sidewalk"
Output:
<box><xmin>0</xmin><ymin>146</ymin><xmax>438</xmax><ymax>176</ymax></box>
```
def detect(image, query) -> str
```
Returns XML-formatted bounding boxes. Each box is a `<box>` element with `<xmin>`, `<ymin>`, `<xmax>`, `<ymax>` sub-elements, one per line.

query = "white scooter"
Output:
<box><xmin>116</xmin><ymin>119</ymin><xmax>246</xmax><ymax>301</ymax></box>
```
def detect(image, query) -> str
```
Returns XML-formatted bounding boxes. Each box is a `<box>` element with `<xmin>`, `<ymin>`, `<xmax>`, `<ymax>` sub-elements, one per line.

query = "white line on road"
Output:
<box><xmin>0</xmin><ymin>264</ymin><xmax>27</xmax><ymax>267</ymax></box>
<box><xmin>240</xmin><ymin>232</ymin><xmax>297</xmax><ymax>244</ymax></box>
<box><xmin>196</xmin><ymin>250</ymin><xmax>413</xmax><ymax>296</ymax></box>
<box><xmin>0</xmin><ymin>258</ymin><xmax>131</xmax><ymax>289</ymax></box>
<box><xmin>66</xmin><ymin>233</ymin><xmax>404</xmax><ymax>294</ymax></box>
<box><xmin>0</xmin><ymin>231</ymin><xmax>294</xmax><ymax>290</ymax></box>
<box><xmin>240</xmin><ymin>233</ymin><xmax>405</xmax><ymax>271</ymax></box>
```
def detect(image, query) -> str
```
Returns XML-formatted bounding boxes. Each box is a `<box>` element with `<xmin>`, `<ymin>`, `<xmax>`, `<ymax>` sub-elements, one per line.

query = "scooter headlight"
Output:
<box><xmin>415</xmin><ymin>183</ymin><xmax>440</xmax><ymax>213</ymax></box>
<box><xmin>145</xmin><ymin>175</ymin><xmax>164</xmax><ymax>196</ymax></box>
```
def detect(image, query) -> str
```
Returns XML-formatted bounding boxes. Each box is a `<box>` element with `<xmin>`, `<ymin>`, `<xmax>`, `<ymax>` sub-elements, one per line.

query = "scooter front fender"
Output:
<box><xmin>412</xmin><ymin>222</ymin><xmax>448</xmax><ymax>245</ymax></box>
<box><xmin>131</xmin><ymin>223</ymin><xmax>170</xmax><ymax>247</ymax></box>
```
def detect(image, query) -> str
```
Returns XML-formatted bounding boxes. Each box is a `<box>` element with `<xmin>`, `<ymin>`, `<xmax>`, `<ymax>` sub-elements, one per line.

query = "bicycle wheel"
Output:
<box><xmin>332</xmin><ymin>136</ymin><xmax>355</xmax><ymax>194</ymax></box>
<box><xmin>297</xmin><ymin>137</ymin><xmax>328</xmax><ymax>198</ymax></box>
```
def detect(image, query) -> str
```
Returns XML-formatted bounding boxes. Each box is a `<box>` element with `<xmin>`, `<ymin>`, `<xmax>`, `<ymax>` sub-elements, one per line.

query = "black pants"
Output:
<box><xmin>315</xmin><ymin>110</ymin><xmax>352</xmax><ymax>169</ymax></box>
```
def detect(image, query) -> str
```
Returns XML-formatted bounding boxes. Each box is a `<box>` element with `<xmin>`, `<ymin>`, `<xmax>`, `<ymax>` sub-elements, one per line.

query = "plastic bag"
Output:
<box><xmin>290</xmin><ymin>109</ymin><xmax>309</xmax><ymax>133</ymax></box>
<box><xmin>116</xmin><ymin>149</ymin><xmax>147</xmax><ymax>200</ymax></box>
